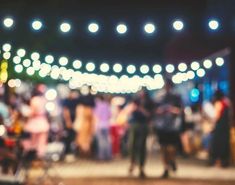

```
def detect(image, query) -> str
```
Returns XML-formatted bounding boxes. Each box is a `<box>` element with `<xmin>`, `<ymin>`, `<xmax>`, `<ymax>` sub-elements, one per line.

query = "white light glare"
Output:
<box><xmin>2</xmin><ymin>43</ymin><xmax>11</xmax><ymax>52</ymax></box>
<box><xmin>32</xmin><ymin>20</ymin><xmax>43</xmax><ymax>30</ymax></box>
<box><xmin>86</xmin><ymin>62</ymin><xmax>95</xmax><ymax>72</ymax></box>
<box><xmin>17</xmin><ymin>49</ymin><xmax>26</xmax><ymax>57</ymax></box>
<box><xmin>73</xmin><ymin>60</ymin><xmax>82</xmax><ymax>69</ymax></box>
<box><xmin>116</xmin><ymin>24</ymin><xmax>127</xmax><ymax>34</ymax></box>
<box><xmin>173</xmin><ymin>20</ymin><xmax>184</xmax><ymax>31</ymax></box>
<box><xmin>0</xmin><ymin>125</ymin><xmax>6</xmax><ymax>137</ymax></box>
<box><xmin>208</xmin><ymin>19</ymin><xmax>219</xmax><ymax>30</ymax></box>
<box><xmin>45</xmin><ymin>55</ymin><xmax>54</xmax><ymax>64</ymax></box>
<box><xmin>15</xmin><ymin>64</ymin><xmax>23</xmax><ymax>73</ymax></box>
<box><xmin>127</xmin><ymin>65</ymin><xmax>136</xmax><ymax>74</ymax></box>
<box><xmin>178</xmin><ymin>63</ymin><xmax>187</xmax><ymax>72</ymax></box>
<box><xmin>100</xmin><ymin>63</ymin><xmax>110</xmax><ymax>73</ymax></box>
<box><xmin>153</xmin><ymin>64</ymin><xmax>162</xmax><ymax>73</ymax></box>
<box><xmin>191</xmin><ymin>61</ymin><xmax>200</xmax><ymax>71</ymax></box>
<box><xmin>3</xmin><ymin>52</ymin><xmax>11</xmax><ymax>60</ymax></box>
<box><xmin>59</xmin><ymin>56</ymin><xmax>68</xmax><ymax>66</ymax></box>
<box><xmin>166</xmin><ymin>64</ymin><xmax>175</xmax><ymax>73</ymax></box>
<box><xmin>140</xmin><ymin>65</ymin><xmax>149</xmax><ymax>74</ymax></box>
<box><xmin>13</xmin><ymin>56</ymin><xmax>21</xmax><ymax>64</ymax></box>
<box><xmin>144</xmin><ymin>23</ymin><xmax>155</xmax><ymax>34</ymax></box>
<box><xmin>60</xmin><ymin>22</ymin><xmax>71</xmax><ymax>33</ymax></box>
<box><xmin>88</xmin><ymin>23</ymin><xmax>99</xmax><ymax>33</ymax></box>
<box><xmin>196</xmin><ymin>68</ymin><xmax>206</xmax><ymax>77</ymax></box>
<box><xmin>187</xmin><ymin>70</ymin><xmax>195</xmax><ymax>79</ymax></box>
<box><xmin>203</xmin><ymin>59</ymin><xmax>213</xmax><ymax>69</ymax></box>
<box><xmin>26</xmin><ymin>67</ymin><xmax>35</xmax><ymax>76</ymax></box>
<box><xmin>31</xmin><ymin>52</ymin><xmax>40</xmax><ymax>60</ymax></box>
<box><xmin>45</xmin><ymin>89</ymin><xmax>57</xmax><ymax>101</ymax></box>
<box><xmin>113</xmin><ymin>63</ymin><xmax>122</xmax><ymax>73</ymax></box>
<box><xmin>3</xmin><ymin>17</ymin><xmax>14</xmax><ymax>28</ymax></box>
<box><xmin>46</xmin><ymin>102</ymin><xmax>56</xmax><ymax>112</ymax></box>
<box><xmin>215</xmin><ymin>57</ymin><xmax>224</xmax><ymax>66</ymax></box>
<box><xmin>23</xmin><ymin>59</ymin><xmax>31</xmax><ymax>67</ymax></box>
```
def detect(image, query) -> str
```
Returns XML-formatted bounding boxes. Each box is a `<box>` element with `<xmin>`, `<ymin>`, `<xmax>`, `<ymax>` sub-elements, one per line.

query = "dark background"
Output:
<box><xmin>0</xmin><ymin>0</ymin><xmax>234</xmax><ymax>65</ymax></box>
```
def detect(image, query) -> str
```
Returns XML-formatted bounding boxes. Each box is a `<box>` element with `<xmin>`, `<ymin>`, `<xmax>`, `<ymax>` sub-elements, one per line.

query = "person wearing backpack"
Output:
<box><xmin>154</xmin><ymin>78</ymin><xmax>183</xmax><ymax>178</ymax></box>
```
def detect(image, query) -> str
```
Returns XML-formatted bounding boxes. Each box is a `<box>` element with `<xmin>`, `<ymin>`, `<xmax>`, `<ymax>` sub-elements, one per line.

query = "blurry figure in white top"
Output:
<box><xmin>94</xmin><ymin>94</ymin><xmax>112</xmax><ymax>160</ymax></box>
<box><xmin>23</xmin><ymin>84</ymin><xmax>50</xmax><ymax>158</ymax></box>
<box><xmin>182</xmin><ymin>104</ymin><xmax>202</xmax><ymax>155</ymax></box>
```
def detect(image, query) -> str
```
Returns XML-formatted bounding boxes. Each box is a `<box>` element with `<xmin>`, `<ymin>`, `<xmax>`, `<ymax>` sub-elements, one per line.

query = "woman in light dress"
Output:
<box><xmin>23</xmin><ymin>85</ymin><xmax>50</xmax><ymax>158</ymax></box>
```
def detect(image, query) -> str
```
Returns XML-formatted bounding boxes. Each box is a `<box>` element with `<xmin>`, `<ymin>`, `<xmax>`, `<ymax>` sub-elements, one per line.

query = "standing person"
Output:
<box><xmin>209</xmin><ymin>90</ymin><xmax>231</xmax><ymax>167</ymax></box>
<box><xmin>128</xmin><ymin>89</ymin><xmax>153</xmax><ymax>178</ymax></box>
<box><xmin>23</xmin><ymin>84</ymin><xmax>50</xmax><ymax>158</ymax></box>
<box><xmin>128</xmin><ymin>98</ymin><xmax>149</xmax><ymax>178</ymax></box>
<box><xmin>154</xmin><ymin>79</ymin><xmax>183</xmax><ymax>178</ymax></box>
<box><xmin>0</xmin><ymin>95</ymin><xmax>10</xmax><ymax>125</ymax></box>
<box><xmin>94</xmin><ymin>94</ymin><xmax>112</xmax><ymax>160</ymax></box>
<box><xmin>74</xmin><ymin>87</ymin><xmax>95</xmax><ymax>156</ymax></box>
<box><xmin>62</xmin><ymin>90</ymin><xmax>79</xmax><ymax>159</ymax></box>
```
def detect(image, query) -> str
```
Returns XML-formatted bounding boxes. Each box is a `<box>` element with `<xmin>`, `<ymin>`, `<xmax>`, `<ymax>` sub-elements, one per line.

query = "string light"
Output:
<box><xmin>32</xmin><ymin>20</ymin><xmax>43</xmax><ymax>31</ymax></box>
<box><xmin>113</xmin><ymin>63</ymin><xmax>122</xmax><ymax>73</ymax></box>
<box><xmin>173</xmin><ymin>20</ymin><xmax>184</xmax><ymax>31</ymax></box>
<box><xmin>144</xmin><ymin>23</ymin><xmax>155</xmax><ymax>34</ymax></box>
<box><xmin>88</xmin><ymin>23</ymin><xmax>99</xmax><ymax>33</ymax></box>
<box><xmin>116</xmin><ymin>24</ymin><xmax>127</xmax><ymax>34</ymax></box>
<box><xmin>0</xmin><ymin>43</ymin><xmax>227</xmax><ymax>94</ymax></box>
<box><xmin>60</xmin><ymin>22</ymin><xmax>71</xmax><ymax>33</ymax></box>
<box><xmin>166</xmin><ymin>64</ymin><xmax>175</xmax><ymax>73</ymax></box>
<box><xmin>3</xmin><ymin>17</ymin><xmax>14</xmax><ymax>28</ymax></box>
<box><xmin>17</xmin><ymin>48</ymin><xmax>26</xmax><ymax>57</ymax></box>
<box><xmin>203</xmin><ymin>59</ymin><xmax>212</xmax><ymax>69</ymax></box>
<box><xmin>59</xmin><ymin>56</ymin><xmax>68</xmax><ymax>66</ymax></box>
<box><xmin>208</xmin><ymin>19</ymin><xmax>219</xmax><ymax>30</ymax></box>
<box><xmin>153</xmin><ymin>64</ymin><xmax>162</xmax><ymax>73</ymax></box>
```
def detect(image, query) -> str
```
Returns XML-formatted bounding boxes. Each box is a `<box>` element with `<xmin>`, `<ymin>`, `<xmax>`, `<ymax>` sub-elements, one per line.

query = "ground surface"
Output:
<box><xmin>25</xmin><ymin>155</ymin><xmax>235</xmax><ymax>185</ymax></box>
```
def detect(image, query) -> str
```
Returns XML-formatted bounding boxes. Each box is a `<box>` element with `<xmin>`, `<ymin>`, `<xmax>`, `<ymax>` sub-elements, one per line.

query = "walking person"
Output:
<box><xmin>154</xmin><ymin>79</ymin><xmax>183</xmax><ymax>178</ymax></box>
<box><xmin>128</xmin><ymin>98</ymin><xmax>149</xmax><ymax>178</ymax></box>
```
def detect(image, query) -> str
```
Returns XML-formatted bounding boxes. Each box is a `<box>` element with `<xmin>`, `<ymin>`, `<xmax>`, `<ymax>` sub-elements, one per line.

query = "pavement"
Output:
<box><xmin>26</xmin><ymin>155</ymin><xmax>235</xmax><ymax>185</ymax></box>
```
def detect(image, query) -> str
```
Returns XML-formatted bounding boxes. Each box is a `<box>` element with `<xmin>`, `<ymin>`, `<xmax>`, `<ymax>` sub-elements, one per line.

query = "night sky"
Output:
<box><xmin>0</xmin><ymin>0</ymin><xmax>234</xmax><ymax>66</ymax></box>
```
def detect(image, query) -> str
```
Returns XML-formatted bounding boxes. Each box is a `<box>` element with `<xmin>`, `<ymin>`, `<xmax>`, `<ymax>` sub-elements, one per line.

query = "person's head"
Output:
<box><xmin>164</xmin><ymin>78</ymin><xmax>174</xmax><ymax>92</ymax></box>
<box><xmin>96</xmin><ymin>94</ymin><xmax>105</xmax><ymax>101</ymax></box>
<box><xmin>32</xmin><ymin>84</ymin><xmax>46</xmax><ymax>97</ymax></box>
<box><xmin>132</xmin><ymin>98</ymin><xmax>141</xmax><ymax>110</ymax></box>
<box><xmin>69</xmin><ymin>90</ymin><xmax>79</xmax><ymax>99</ymax></box>
<box><xmin>213</xmin><ymin>89</ymin><xmax>225</xmax><ymax>102</ymax></box>
<box><xmin>138</xmin><ymin>87</ymin><xmax>149</xmax><ymax>99</ymax></box>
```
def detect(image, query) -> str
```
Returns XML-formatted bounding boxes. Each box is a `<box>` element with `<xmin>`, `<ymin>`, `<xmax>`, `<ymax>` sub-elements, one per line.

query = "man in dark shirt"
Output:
<box><xmin>62</xmin><ymin>90</ymin><xmax>80</xmax><ymax>156</ymax></box>
<box><xmin>154</xmin><ymin>78</ymin><xmax>183</xmax><ymax>178</ymax></box>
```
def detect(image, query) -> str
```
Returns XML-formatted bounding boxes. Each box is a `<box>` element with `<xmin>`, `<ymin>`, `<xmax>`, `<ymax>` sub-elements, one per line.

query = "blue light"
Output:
<box><xmin>219</xmin><ymin>81</ymin><xmax>229</xmax><ymax>95</ymax></box>
<box><xmin>190</xmin><ymin>88</ymin><xmax>200</xmax><ymax>102</ymax></box>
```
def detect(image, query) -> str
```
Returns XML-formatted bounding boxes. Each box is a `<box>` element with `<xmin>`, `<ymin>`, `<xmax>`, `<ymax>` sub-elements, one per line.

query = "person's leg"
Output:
<box><xmin>139</xmin><ymin>126</ymin><xmax>148</xmax><ymax>178</ymax></box>
<box><xmin>64</xmin><ymin>128</ymin><xmax>76</xmax><ymax>154</ymax></box>
<box><xmin>208</xmin><ymin>133</ymin><xmax>216</xmax><ymax>166</ymax></box>
<box><xmin>103</xmin><ymin>128</ymin><xmax>112</xmax><ymax>160</ymax></box>
<box><xmin>167</xmin><ymin>145</ymin><xmax>177</xmax><ymax>171</ymax></box>
<box><xmin>97</xmin><ymin>129</ymin><xmax>104</xmax><ymax>160</ymax></box>
<box><xmin>128</xmin><ymin>125</ymin><xmax>137</xmax><ymax>174</ymax></box>
<box><xmin>161</xmin><ymin>145</ymin><xmax>170</xmax><ymax>178</ymax></box>
<box><xmin>181</xmin><ymin>131</ymin><xmax>191</xmax><ymax>155</ymax></box>
<box><xmin>36</xmin><ymin>132</ymin><xmax>48</xmax><ymax>158</ymax></box>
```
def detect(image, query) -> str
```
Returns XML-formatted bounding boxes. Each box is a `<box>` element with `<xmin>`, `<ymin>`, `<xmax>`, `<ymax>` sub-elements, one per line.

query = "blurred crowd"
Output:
<box><xmin>0</xmin><ymin>79</ymin><xmax>233</xmax><ymax>178</ymax></box>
